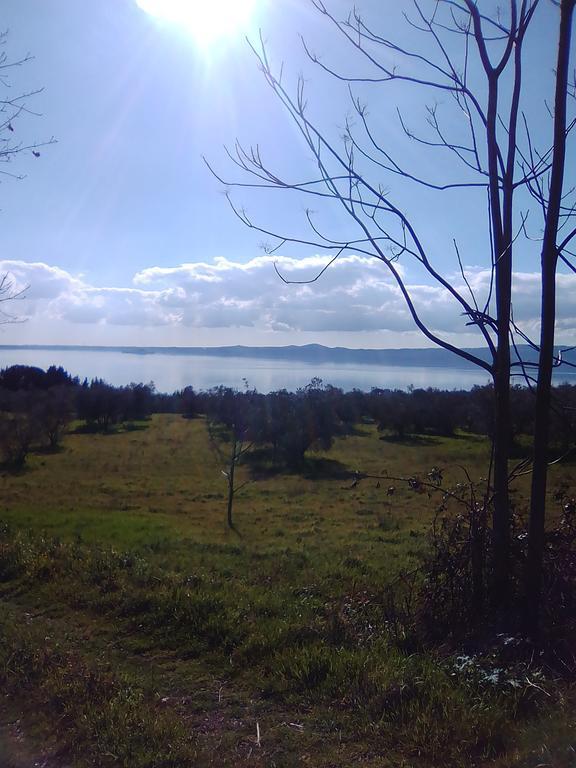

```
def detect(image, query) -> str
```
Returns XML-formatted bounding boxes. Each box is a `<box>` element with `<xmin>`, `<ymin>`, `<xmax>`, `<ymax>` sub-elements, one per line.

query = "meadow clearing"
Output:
<box><xmin>0</xmin><ymin>414</ymin><xmax>574</xmax><ymax>767</ymax></box>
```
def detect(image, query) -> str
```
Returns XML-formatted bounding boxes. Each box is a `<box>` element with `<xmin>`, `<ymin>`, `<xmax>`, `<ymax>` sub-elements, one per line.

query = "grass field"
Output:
<box><xmin>0</xmin><ymin>414</ymin><xmax>574</xmax><ymax>767</ymax></box>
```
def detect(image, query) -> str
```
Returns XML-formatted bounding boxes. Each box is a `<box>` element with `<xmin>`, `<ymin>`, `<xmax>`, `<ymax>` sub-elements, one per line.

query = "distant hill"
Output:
<box><xmin>1</xmin><ymin>343</ymin><xmax>575</xmax><ymax>370</ymax></box>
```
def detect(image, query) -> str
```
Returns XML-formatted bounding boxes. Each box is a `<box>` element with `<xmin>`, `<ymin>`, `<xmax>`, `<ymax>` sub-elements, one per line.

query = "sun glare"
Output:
<box><xmin>136</xmin><ymin>0</ymin><xmax>257</xmax><ymax>47</ymax></box>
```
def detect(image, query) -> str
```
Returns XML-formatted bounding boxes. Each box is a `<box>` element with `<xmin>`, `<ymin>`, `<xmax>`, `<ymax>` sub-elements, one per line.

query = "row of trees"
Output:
<box><xmin>202</xmin><ymin>379</ymin><xmax>576</xmax><ymax>453</ymax></box>
<box><xmin>0</xmin><ymin>368</ymin><xmax>158</xmax><ymax>466</ymax></box>
<box><xmin>2</xmin><ymin>364</ymin><xmax>575</xmax><ymax>459</ymax></box>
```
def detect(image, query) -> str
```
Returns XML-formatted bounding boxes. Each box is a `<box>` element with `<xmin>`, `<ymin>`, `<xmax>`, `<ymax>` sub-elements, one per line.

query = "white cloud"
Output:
<box><xmin>1</xmin><ymin>256</ymin><xmax>575</xmax><ymax>345</ymax></box>
<box><xmin>0</xmin><ymin>260</ymin><xmax>84</xmax><ymax>301</ymax></box>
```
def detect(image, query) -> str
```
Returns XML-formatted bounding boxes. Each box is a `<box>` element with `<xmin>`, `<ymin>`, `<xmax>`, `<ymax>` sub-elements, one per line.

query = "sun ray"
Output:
<box><xmin>136</xmin><ymin>0</ymin><xmax>257</xmax><ymax>47</ymax></box>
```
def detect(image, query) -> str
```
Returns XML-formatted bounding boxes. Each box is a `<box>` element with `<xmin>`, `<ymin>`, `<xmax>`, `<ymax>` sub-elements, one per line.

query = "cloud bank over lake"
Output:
<box><xmin>2</xmin><ymin>256</ymin><xmax>575</xmax><ymax>349</ymax></box>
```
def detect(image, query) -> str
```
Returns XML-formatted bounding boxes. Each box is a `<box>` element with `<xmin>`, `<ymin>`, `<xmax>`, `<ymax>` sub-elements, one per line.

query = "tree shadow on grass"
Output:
<box><xmin>379</xmin><ymin>434</ymin><xmax>438</xmax><ymax>447</ymax></box>
<box><xmin>243</xmin><ymin>447</ymin><xmax>280</xmax><ymax>479</ymax></box>
<box><xmin>227</xmin><ymin>522</ymin><xmax>243</xmax><ymax>538</ymax></box>
<box><xmin>71</xmin><ymin>421</ymin><xmax>149</xmax><ymax>436</ymax></box>
<box><xmin>0</xmin><ymin>461</ymin><xmax>31</xmax><ymax>476</ymax></box>
<box><xmin>343</xmin><ymin>424</ymin><xmax>370</xmax><ymax>437</ymax></box>
<box><xmin>71</xmin><ymin>423</ymin><xmax>120</xmax><ymax>436</ymax></box>
<box><xmin>301</xmin><ymin>457</ymin><xmax>352</xmax><ymax>480</ymax></box>
<box><xmin>123</xmin><ymin>421</ymin><xmax>150</xmax><ymax>432</ymax></box>
<box><xmin>245</xmin><ymin>447</ymin><xmax>351</xmax><ymax>481</ymax></box>
<box><xmin>34</xmin><ymin>444</ymin><xmax>66</xmax><ymax>456</ymax></box>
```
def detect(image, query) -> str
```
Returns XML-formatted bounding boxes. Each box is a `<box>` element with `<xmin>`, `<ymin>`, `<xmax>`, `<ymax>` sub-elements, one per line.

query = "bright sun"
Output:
<box><xmin>136</xmin><ymin>0</ymin><xmax>257</xmax><ymax>47</ymax></box>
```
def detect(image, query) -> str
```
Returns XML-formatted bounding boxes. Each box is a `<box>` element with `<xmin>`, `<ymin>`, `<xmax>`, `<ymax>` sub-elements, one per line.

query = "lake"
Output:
<box><xmin>1</xmin><ymin>347</ymin><xmax>574</xmax><ymax>393</ymax></box>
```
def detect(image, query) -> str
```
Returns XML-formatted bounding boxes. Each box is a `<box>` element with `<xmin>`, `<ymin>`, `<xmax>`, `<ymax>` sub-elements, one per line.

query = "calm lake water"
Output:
<box><xmin>1</xmin><ymin>347</ymin><xmax>573</xmax><ymax>394</ymax></box>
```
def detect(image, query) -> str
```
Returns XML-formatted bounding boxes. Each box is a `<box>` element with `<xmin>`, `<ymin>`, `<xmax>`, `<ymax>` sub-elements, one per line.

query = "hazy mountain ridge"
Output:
<box><xmin>1</xmin><ymin>343</ymin><xmax>575</xmax><ymax>370</ymax></box>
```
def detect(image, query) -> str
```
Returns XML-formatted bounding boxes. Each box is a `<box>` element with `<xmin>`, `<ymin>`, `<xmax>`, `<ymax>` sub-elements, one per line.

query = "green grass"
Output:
<box><xmin>0</xmin><ymin>416</ymin><xmax>503</xmax><ymax>569</ymax></box>
<box><xmin>0</xmin><ymin>414</ymin><xmax>574</xmax><ymax>767</ymax></box>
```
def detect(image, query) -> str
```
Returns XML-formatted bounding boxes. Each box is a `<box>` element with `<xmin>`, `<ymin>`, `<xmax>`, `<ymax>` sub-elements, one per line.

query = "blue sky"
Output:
<box><xmin>0</xmin><ymin>0</ymin><xmax>574</xmax><ymax>349</ymax></box>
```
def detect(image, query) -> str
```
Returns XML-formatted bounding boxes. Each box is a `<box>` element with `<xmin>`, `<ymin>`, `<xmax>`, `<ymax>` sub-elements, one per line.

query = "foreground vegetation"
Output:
<box><xmin>1</xmin><ymin>413</ymin><xmax>575</xmax><ymax>767</ymax></box>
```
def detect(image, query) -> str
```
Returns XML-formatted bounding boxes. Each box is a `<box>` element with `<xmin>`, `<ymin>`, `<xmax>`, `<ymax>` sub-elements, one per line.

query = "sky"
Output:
<box><xmin>0</xmin><ymin>0</ymin><xmax>574</xmax><ymax>350</ymax></box>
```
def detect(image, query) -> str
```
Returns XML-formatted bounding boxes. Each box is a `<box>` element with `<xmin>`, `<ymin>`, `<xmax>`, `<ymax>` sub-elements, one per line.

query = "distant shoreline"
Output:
<box><xmin>1</xmin><ymin>342</ymin><xmax>574</xmax><ymax>371</ymax></box>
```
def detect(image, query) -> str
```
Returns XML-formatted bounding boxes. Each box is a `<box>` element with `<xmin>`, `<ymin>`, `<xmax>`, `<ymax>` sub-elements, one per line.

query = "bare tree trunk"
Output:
<box><xmin>227</xmin><ymin>436</ymin><xmax>237</xmax><ymax>529</ymax></box>
<box><xmin>525</xmin><ymin>0</ymin><xmax>575</xmax><ymax>636</ymax></box>
<box><xmin>471</xmin><ymin>504</ymin><xmax>487</xmax><ymax>614</ymax></box>
<box><xmin>492</xmin><ymin>340</ymin><xmax>511</xmax><ymax>610</ymax></box>
<box><xmin>484</xmin><ymin>64</ymin><xmax>514</xmax><ymax>612</ymax></box>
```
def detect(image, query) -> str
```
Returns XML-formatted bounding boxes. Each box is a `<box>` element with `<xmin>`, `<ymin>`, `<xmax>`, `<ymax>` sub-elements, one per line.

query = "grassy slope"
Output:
<box><xmin>0</xmin><ymin>415</ymin><xmax>574</xmax><ymax>767</ymax></box>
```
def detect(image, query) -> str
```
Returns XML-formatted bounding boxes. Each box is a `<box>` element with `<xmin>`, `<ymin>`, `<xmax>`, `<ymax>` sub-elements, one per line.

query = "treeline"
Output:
<box><xmin>0</xmin><ymin>364</ymin><xmax>574</xmax><ymax>468</ymax></box>
<box><xmin>196</xmin><ymin>379</ymin><xmax>575</xmax><ymax>468</ymax></box>
<box><xmin>0</xmin><ymin>366</ymin><xmax>163</xmax><ymax>467</ymax></box>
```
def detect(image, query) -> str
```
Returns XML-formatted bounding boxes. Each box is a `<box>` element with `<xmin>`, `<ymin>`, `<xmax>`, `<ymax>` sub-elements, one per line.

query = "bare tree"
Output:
<box><xmin>207</xmin><ymin>419</ymin><xmax>253</xmax><ymax>530</ymax></box>
<box><xmin>0</xmin><ymin>272</ymin><xmax>25</xmax><ymax>323</ymax></box>
<box><xmin>525</xmin><ymin>0</ymin><xmax>575</xmax><ymax>635</ymax></box>
<box><xmin>0</xmin><ymin>30</ymin><xmax>54</xmax><ymax>174</ymax></box>
<box><xmin>208</xmin><ymin>0</ymin><xmax>575</xmax><ymax>621</ymax></box>
<box><xmin>0</xmin><ymin>29</ymin><xmax>55</xmax><ymax>319</ymax></box>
